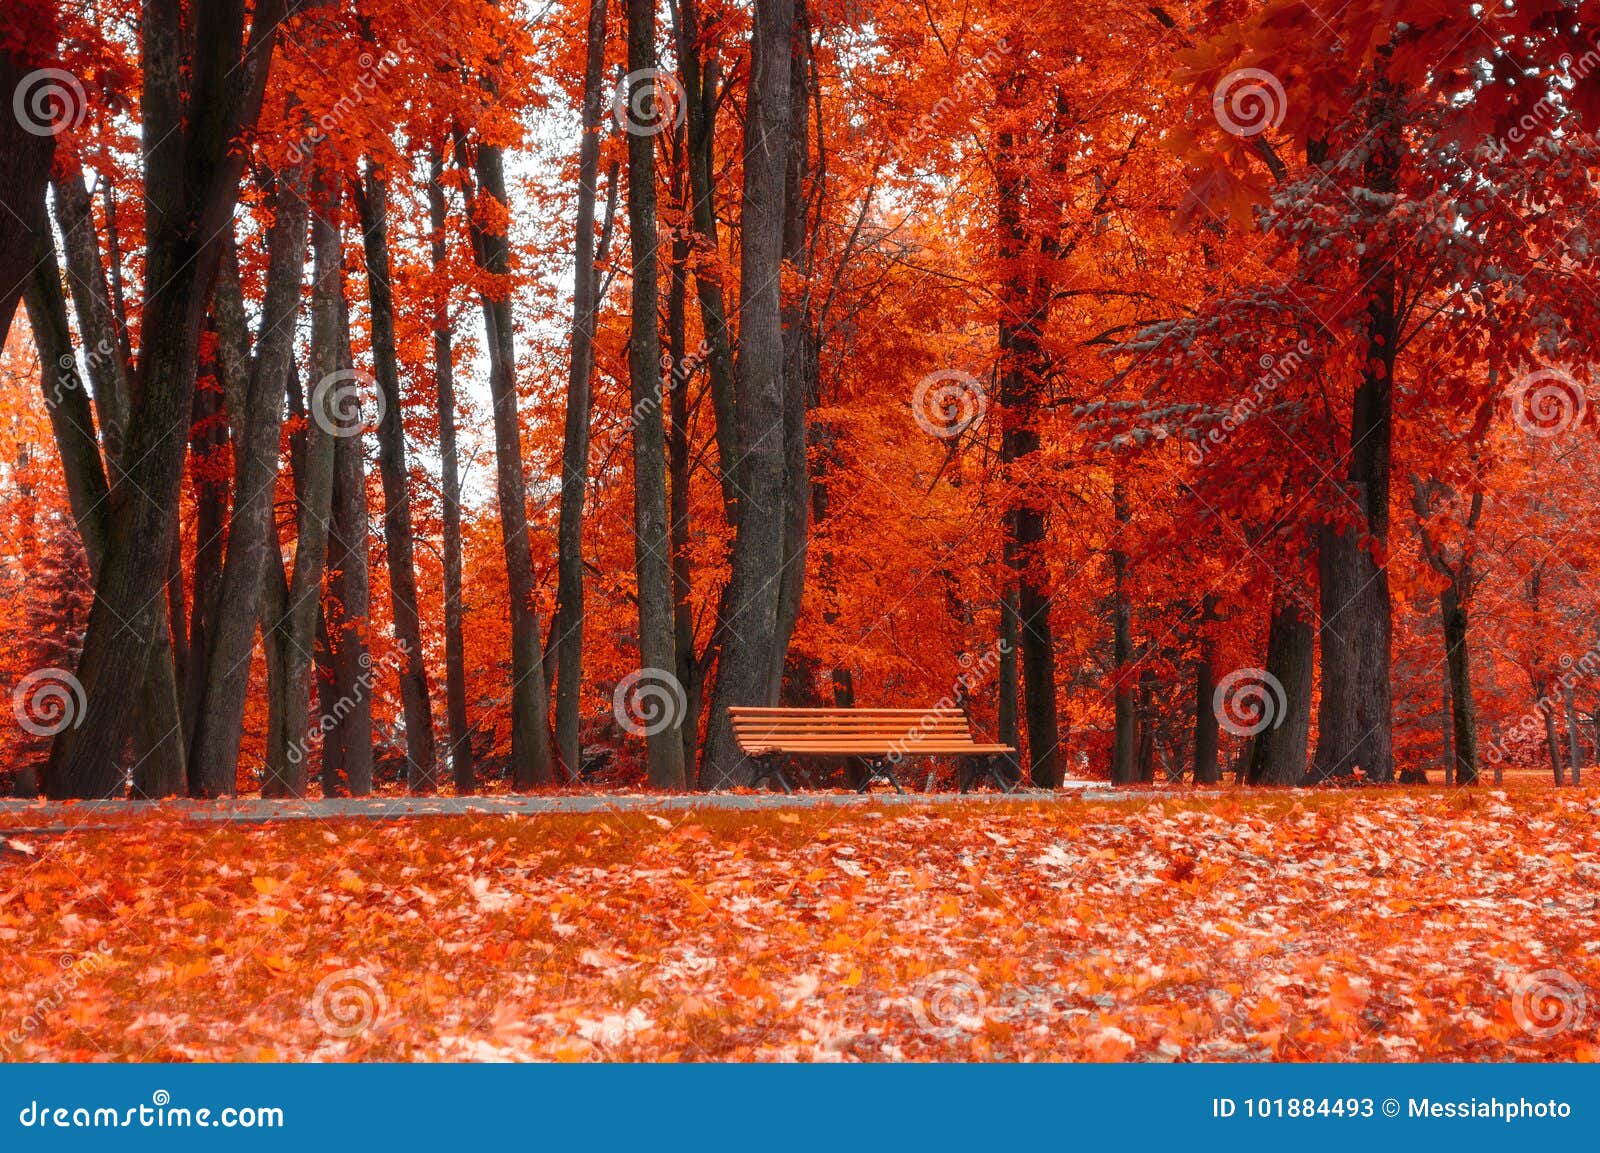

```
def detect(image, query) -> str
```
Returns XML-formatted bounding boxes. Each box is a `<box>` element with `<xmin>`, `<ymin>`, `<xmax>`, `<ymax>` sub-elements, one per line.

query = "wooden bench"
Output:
<box><xmin>728</xmin><ymin>707</ymin><xmax>1017</xmax><ymax>794</ymax></box>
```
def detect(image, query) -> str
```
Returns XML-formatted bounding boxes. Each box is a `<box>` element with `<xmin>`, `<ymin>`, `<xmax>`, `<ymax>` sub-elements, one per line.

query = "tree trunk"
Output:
<box><xmin>550</xmin><ymin>0</ymin><xmax>610</xmax><ymax>784</ymax></box>
<box><xmin>463</xmin><ymin>135</ymin><xmax>557</xmax><ymax>788</ymax></box>
<box><xmin>1247</xmin><ymin>597</ymin><xmax>1315</xmax><ymax>785</ymax></box>
<box><xmin>46</xmin><ymin>0</ymin><xmax>286</xmax><ymax>799</ymax></box>
<box><xmin>261</xmin><ymin>172</ymin><xmax>340</xmax><ymax>798</ymax></box>
<box><xmin>622</xmin><ymin>0</ymin><xmax>688</xmax><ymax>790</ymax></box>
<box><xmin>357</xmin><ymin>163</ymin><xmax>438</xmax><ymax>792</ymax></box>
<box><xmin>667</xmin><ymin>156</ymin><xmax>703</xmax><ymax>776</ymax></box>
<box><xmin>426</xmin><ymin>143</ymin><xmax>475</xmax><ymax>793</ymax></box>
<box><xmin>700</xmin><ymin>0</ymin><xmax>796</xmax><ymax>789</ymax></box>
<box><xmin>1311</xmin><ymin>75</ymin><xmax>1399</xmax><ymax>786</ymax></box>
<box><xmin>674</xmin><ymin>0</ymin><xmax>743</xmax><ymax>517</ymax></box>
<box><xmin>1440</xmin><ymin>578</ymin><xmax>1478</xmax><ymax>785</ymax></box>
<box><xmin>1110</xmin><ymin>481</ymin><xmax>1137</xmax><ymax>785</ymax></box>
<box><xmin>771</xmin><ymin>0</ymin><xmax>814</xmax><ymax>692</ymax></box>
<box><xmin>189</xmin><ymin>177</ymin><xmax>310</xmax><ymax>797</ymax></box>
<box><xmin>0</xmin><ymin>44</ymin><xmax>57</xmax><ymax>345</ymax></box>
<box><xmin>1193</xmin><ymin>656</ymin><xmax>1220</xmax><ymax>786</ymax></box>
<box><xmin>182</xmin><ymin>363</ymin><xmax>230</xmax><ymax>748</ymax></box>
<box><xmin>1563</xmin><ymin>682</ymin><xmax>1582</xmax><ymax>788</ymax></box>
<box><xmin>1543</xmin><ymin>697</ymin><xmax>1565</xmax><ymax>786</ymax></box>
<box><xmin>50</xmin><ymin>161</ymin><xmax>130</xmax><ymax>464</ymax></box>
<box><xmin>25</xmin><ymin>238</ymin><xmax>187</xmax><ymax>797</ymax></box>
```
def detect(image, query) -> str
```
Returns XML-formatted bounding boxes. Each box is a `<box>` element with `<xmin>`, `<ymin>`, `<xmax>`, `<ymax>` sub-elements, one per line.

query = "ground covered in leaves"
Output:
<box><xmin>3</xmin><ymin>788</ymin><xmax>1598</xmax><ymax>1061</ymax></box>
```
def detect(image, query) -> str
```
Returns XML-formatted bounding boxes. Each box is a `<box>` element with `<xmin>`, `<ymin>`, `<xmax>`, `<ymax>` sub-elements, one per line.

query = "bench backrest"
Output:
<box><xmin>728</xmin><ymin>707</ymin><xmax>978</xmax><ymax>754</ymax></box>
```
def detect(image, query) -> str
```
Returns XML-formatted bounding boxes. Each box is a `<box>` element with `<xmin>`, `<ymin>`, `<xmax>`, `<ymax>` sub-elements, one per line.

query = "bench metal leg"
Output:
<box><xmin>856</xmin><ymin>759</ymin><xmax>905</xmax><ymax>795</ymax></box>
<box><xmin>751</xmin><ymin>756</ymin><xmax>794</xmax><ymax>795</ymax></box>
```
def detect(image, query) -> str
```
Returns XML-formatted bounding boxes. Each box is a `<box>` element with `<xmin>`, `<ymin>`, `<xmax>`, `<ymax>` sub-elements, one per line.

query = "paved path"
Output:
<box><xmin>0</xmin><ymin>782</ymin><xmax>1127</xmax><ymax>835</ymax></box>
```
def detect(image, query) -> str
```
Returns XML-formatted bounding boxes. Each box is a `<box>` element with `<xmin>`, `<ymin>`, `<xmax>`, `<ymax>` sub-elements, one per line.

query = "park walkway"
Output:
<box><xmin>0</xmin><ymin>781</ymin><xmax>1115</xmax><ymax>835</ymax></box>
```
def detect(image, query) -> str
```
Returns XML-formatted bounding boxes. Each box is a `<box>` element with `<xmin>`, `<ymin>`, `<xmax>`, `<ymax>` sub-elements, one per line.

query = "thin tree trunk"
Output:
<box><xmin>1440</xmin><ymin>577</ymin><xmax>1478</xmax><ymax>785</ymax></box>
<box><xmin>426</xmin><ymin>143</ymin><xmax>475</xmax><ymax>793</ymax></box>
<box><xmin>1247</xmin><ymin>597</ymin><xmax>1315</xmax><ymax>785</ymax></box>
<box><xmin>1563</xmin><ymin>682</ymin><xmax>1582</xmax><ymax>789</ymax></box>
<box><xmin>550</xmin><ymin>0</ymin><xmax>610</xmax><ymax>784</ymax></box>
<box><xmin>50</xmin><ymin>161</ymin><xmax>130</xmax><ymax>465</ymax></box>
<box><xmin>667</xmin><ymin>148</ymin><xmax>703</xmax><ymax>776</ymax></box>
<box><xmin>190</xmin><ymin>176</ymin><xmax>310</xmax><ymax>797</ymax></box>
<box><xmin>623</xmin><ymin>0</ymin><xmax>688</xmax><ymax>789</ymax></box>
<box><xmin>700</xmin><ymin>0</ymin><xmax>796</xmax><ymax>790</ymax></box>
<box><xmin>261</xmin><ymin>171</ymin><xmax>341</xmax><ymax>798</ymax></box>
<box><xmin>461</xmin><ymin>133</ymin><xmax>557</xmax><ymax>788</ymax></box>
<box><xmin>1110</xmin><ymin>480</ymin><xmax>1137</xmax><ymax>785</ymax></box>
<box><xmin>771</xmin><ymin>0</ymin><xmax>814</xmax><ymax>692</ymax></box>
<box><xmin>674</xmin><ymin>0</ymin><xmax>742</xmax><ymax>517</ymax></box>
<box><xmin>324</xmin><ymin>292</ymin><xmax>374</xmax><ymax>796</ymax></box>
<box><xmin>357</xmin><ymin>162</ymin><xmax>438</xmax><ymax>792</ymax></box>
<box><xmin>1543</xmin><ymin>696</ymin><xmax>1565</xmax><ymax>786</ymax></box>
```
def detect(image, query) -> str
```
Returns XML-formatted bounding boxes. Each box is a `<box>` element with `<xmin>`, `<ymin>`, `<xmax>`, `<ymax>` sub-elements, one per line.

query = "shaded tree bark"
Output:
<box><xmin>700</xmin><ymin>0</ymin><xmax>796</xmax><ymax>789</ymax></box>
<box><xmin>1247</xmin><ymin>597</ymin><xmax>1315</xmax><ymax>785</ymax></box>
<box><xmin>623</xmin><ymin>0</ymin><xmax>688</xmax><ymax>789</ymax></box>
<box><xmin>460</xmin><ymin>132</ymin><xmax>557</xmax><ymax>788</ymax></box>
<box><xmin>0</xmin><ymin>43</ymin><xmax>57</xmax><ymax>344</ymax></box>
<box><xmin>426</xmin><ymin>143</ymin><xmax>475</xmax><ymax>793</ymax></box>
<box><xmin>323</xmin><ymin>294</ymin><xmax>373</xmax><ymax>796</ymax></box>
<box><xmin>189</xmin><ymin>174</ymin><xmax>310</xmax><ymax>797</ymax></box>
<box><xmin>550</xmin><ymin>0</ymin><xmax>610</xmax><ymax>783</ymax></box>
<box><xmin>46</xmin><ymin>0</ymin><xmax>287</xmax><ymax>798</ymax></box>
<box><xmin>260</xmin><ymin>171</ymin><xmax>340</xmax><ymax>798</ymax></box>
<box><xmin>357</xmin><ymin>162</ymin><xmax>438</xmax><ymax>792</ymax></box>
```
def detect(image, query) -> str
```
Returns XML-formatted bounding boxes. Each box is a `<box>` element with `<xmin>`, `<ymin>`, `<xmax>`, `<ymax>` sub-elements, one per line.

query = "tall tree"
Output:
<box><xmin>459</xmin><ymin>128</ymin><xmax>557</xmax><ymax>788</ymax></box>
<box><xmin>426</xmin><ymin>141</ymin><xmax>475</xmax><ymax>793</ymax></box>
<box><xmin>550</xmin><ymin>0</ymin><xmax>610</xmax><ymax>782</ymax></box>
<box><xmin>623</xmin><ymin>0</ymin><xmax>687</xmax><ymax>789</ymax></box>
<box><xmin>357</xmin><ymin>161</ymin><xmax>439</xmax><ymax>793</ymax></box>
<box><xmin>700</xmin><ymin>0</ymin><xmax>795</xmax><ymax>789</ymax></box>
<box><xmin>46</xmin><ymin>0</ymin><xmax>289</xmax><ymax>798</ymax></box>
